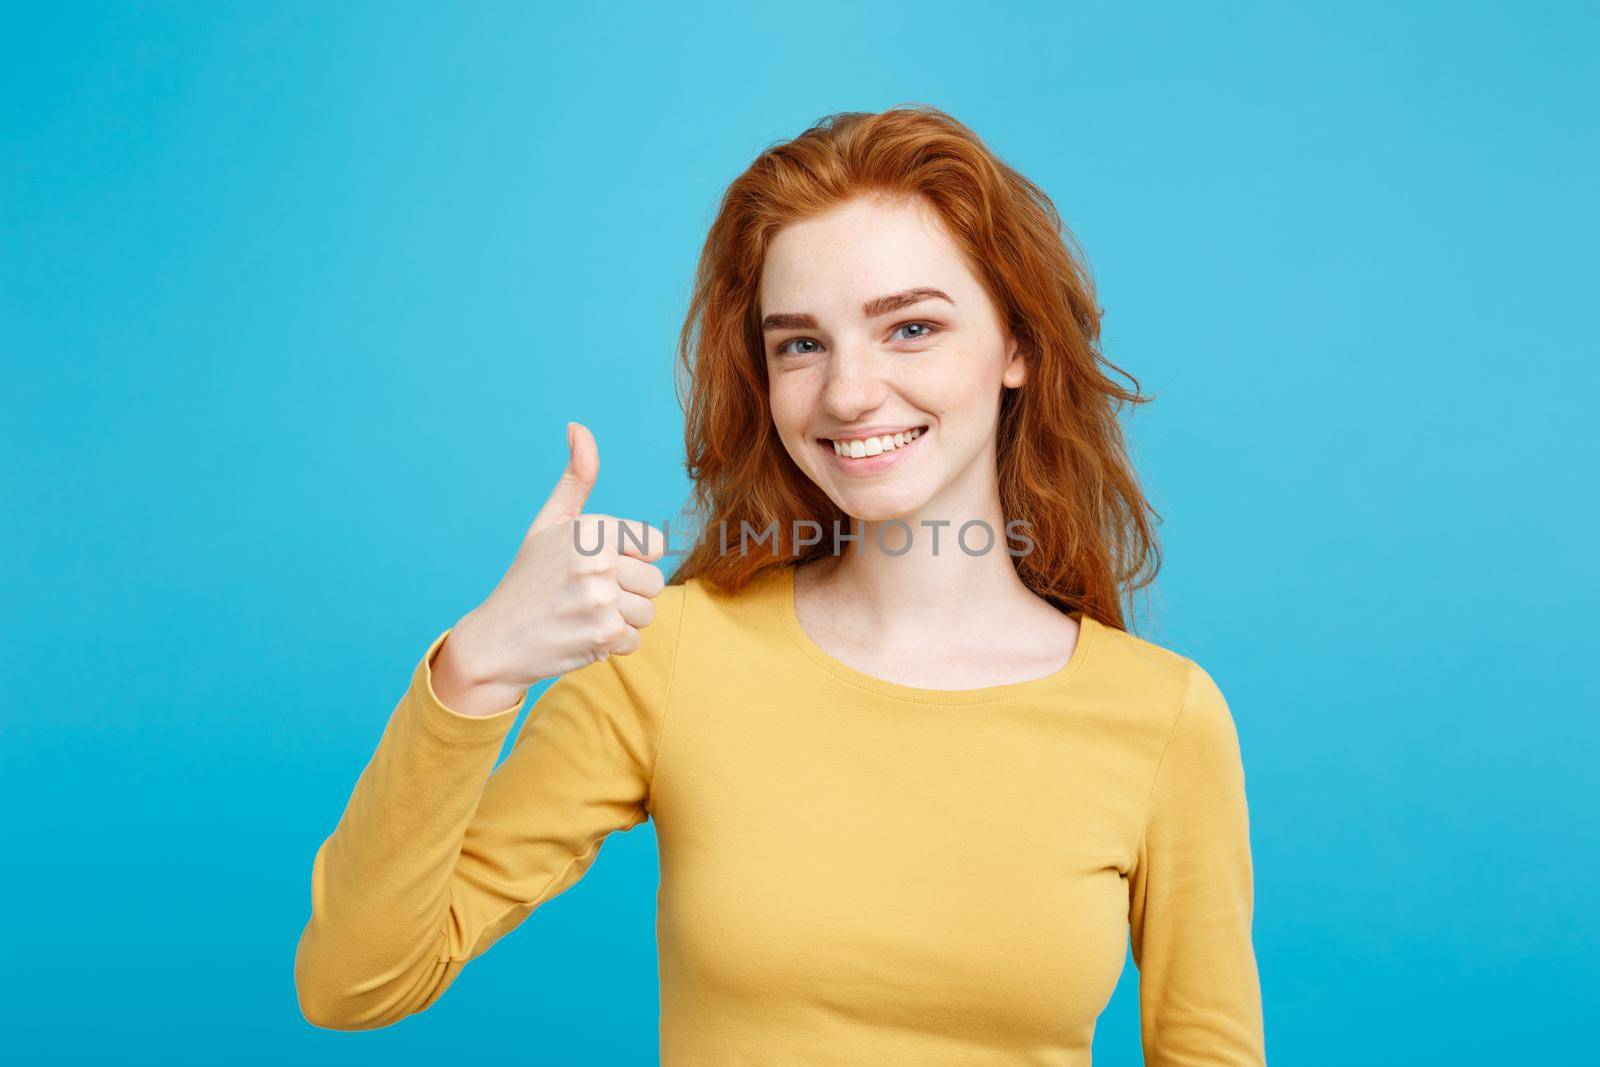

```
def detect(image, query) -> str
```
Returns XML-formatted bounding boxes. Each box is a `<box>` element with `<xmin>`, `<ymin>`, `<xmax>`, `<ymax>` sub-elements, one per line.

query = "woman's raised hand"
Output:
<box><xmin>429</xmin><ymin>421</ymin><xmax>668</xmax><ymax>716</ymax></box>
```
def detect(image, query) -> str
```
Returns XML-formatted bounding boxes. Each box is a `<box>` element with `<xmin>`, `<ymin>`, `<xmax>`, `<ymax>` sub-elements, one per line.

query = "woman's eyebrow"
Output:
<box><xmin>760</xmin><ymin>311</ymin><xmax>818</xmax><ymax>333</ymax></box>
<box><xmin>862</xmin><ymin>286</ymin><xmax>954</xmax><ymax>318</ymax></box>
<box><xmin>760</xmin><ymin>287</ymin><xmax>956</xmax><ymax>333</ymax></box>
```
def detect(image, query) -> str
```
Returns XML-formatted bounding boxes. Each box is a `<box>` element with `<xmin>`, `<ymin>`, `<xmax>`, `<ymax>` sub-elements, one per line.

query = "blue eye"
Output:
<box><xmin>776</xmin><ymin>337</ymin><xmax>823</xmax><ymax>356</ymax></box>
<box><xmin>894</xmin><ymin>321</ymin><xmax>939</xmax><ymax>342</ymax></box>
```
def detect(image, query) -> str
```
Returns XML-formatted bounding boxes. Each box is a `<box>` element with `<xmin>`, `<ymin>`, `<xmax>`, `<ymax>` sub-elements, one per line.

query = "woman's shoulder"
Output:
<box><xmin>1081</xmin><ymin>615</ymin><xmax>1228</xmax><ymax>722</ymax></box>
<box><xmin>668</xmin><ymin>565</ymin><xmax>788</xmax><ymax>616</ymax></box>
<box><xmin>654</xmin><ymin>566</ymin><xmax>794</xmax><ymax>657</ymax></box>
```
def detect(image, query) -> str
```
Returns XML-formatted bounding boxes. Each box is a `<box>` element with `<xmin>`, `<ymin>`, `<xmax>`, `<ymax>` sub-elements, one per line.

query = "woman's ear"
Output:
<box><xmin>1002</xmin><ymin>335</ymin><xmax>1028</xmax><ymax>389</ymax></box>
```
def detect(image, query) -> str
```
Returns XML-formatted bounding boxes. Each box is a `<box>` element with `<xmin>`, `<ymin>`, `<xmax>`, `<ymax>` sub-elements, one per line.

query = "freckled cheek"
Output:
<box><xmin>889</xmin><ymin>358</ymin><xmax>971</xmax><ymax>424</ymax></box>
<box><xmin>766</xmin><ymin>386</ymin><xmax>815</xmax><ymax>453</ymax></box>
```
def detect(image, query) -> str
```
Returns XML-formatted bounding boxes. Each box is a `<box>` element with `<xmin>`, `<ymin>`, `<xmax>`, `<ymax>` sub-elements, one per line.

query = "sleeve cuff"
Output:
<box><xmin>411</xmin><ymin>628</ymin><xmax>526</xmax><ymax>745</ymax></box>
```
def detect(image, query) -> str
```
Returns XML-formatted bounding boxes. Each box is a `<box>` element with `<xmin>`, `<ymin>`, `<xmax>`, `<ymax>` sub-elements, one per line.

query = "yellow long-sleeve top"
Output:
<box><xmin>294</xmin><ymin>565</ymin><xmax>1265</xmax><ymax>1064</ymax></box>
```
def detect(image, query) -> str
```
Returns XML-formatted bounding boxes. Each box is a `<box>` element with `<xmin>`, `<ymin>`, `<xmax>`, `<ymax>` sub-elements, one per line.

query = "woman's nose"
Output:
<box><xmin>820</xmin><ymin>347</ymin><xmax>890</xmax><ymax>418</ymax></box>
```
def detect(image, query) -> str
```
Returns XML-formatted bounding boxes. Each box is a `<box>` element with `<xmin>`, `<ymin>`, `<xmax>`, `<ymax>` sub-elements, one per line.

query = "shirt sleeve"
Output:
<box><xmin>293</xmin><ymin>583</ymin><xmax>686</xmax><ymax>1031</ymax></box>
<box><xmin>1127</xmin><ymin>660</ymin><xmax>1266</xmax><ymax>1065</ymax></box>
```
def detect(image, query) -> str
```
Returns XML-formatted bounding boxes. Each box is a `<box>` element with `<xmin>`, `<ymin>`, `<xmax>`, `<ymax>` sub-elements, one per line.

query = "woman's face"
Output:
<box><xmin>759</xmin><ymin>193</ymin><xmax>1026</xmax><ymax>525</ymax></box>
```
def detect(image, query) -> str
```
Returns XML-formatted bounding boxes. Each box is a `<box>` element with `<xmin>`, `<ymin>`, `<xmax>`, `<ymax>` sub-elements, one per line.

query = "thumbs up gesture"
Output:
<box><xmin>430</xmin><ymin>422</ymin><xmax>668</xmax><ymax>716</ymax></box>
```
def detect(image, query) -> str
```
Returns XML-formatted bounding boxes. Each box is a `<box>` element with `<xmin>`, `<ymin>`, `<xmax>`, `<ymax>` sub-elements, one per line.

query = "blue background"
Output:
<box><xmin>3</xmin><ymin>2</ymin><xmax>1596</xmax><ymax>1063</ymax></box>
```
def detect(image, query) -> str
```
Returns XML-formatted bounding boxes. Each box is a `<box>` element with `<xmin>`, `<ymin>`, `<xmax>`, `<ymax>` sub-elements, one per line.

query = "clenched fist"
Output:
<box><xmin>430</xmin><ymin>421</ymin><xmax>668</xmax><ymax>716</ymax></box>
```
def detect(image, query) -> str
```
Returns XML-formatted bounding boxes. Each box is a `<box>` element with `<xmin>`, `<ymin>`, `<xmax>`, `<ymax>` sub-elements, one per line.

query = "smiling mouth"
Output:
<box><xmin>816</xmin><ymin>425</ymin><xmax>929</xmax><ymax>460</ymax></box>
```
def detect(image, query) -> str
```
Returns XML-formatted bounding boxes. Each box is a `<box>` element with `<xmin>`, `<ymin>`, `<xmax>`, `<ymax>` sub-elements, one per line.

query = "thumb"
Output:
<box><xmin>530</xmin><ymin>421</ymin><xmax>599</xmax><ymax>532</ymax></box>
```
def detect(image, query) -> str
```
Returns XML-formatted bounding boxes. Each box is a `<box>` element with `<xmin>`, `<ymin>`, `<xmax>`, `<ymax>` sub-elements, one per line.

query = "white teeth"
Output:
<box><xmin>830</xmin><ymin>427</ymin><xmax>925</xmax><ymax>458</ymax></box>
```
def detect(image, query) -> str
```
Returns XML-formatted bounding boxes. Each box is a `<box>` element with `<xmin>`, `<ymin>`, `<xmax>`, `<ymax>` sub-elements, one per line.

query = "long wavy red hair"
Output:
<box><xmin>665</xmin><ymin>104</ymin><xmax>1160</xmax><ymax>631</ymax></box>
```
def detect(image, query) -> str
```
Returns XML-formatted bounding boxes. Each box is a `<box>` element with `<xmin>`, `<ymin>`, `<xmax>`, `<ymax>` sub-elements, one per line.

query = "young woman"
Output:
<box><xmin>294</xmin><ymin>105</ymin><xmax>1266</xmax><ymax>1064</ymax></box>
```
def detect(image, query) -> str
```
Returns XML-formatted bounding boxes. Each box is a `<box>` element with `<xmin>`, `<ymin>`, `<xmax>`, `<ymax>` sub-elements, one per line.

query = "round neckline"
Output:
<box><xmin>772</xmin><ymin>564</ymin><xmax>1098</xmax><ymax>705</ymax></box>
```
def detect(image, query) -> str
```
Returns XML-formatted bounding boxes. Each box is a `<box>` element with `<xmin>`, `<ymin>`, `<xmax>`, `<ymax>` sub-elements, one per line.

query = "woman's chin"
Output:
<box><xmin>825</xmin><ymin>485</ymin><xmax>930</xmax><ymax>526</ymax></box>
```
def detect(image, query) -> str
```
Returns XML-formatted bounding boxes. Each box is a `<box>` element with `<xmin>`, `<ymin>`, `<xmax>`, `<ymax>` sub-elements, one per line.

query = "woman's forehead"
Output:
<box><xmin>758</xmin><ymin>200</ymin><xmax>980</xmax><ymax>318</ymax></box>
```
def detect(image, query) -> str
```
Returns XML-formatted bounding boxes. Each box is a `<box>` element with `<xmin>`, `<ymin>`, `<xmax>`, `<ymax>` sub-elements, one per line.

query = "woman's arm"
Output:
<box><xmin>293</xmin><ymin>423</ymin><xmax>679</xmax><ymax>1028</ymax></box>
<box><xmin>292</xmin><ymin>584</ymin><xmax>684</xmax><ymax>1030</ymax></box>
<box><xmin>1128</xmin><ymin>661</ymin><xmax>1267</xmax><ymax>1065</ymax></box>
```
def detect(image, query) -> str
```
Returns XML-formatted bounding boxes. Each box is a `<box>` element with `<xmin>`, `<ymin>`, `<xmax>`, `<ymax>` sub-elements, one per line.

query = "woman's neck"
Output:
<box><xmin>803</xmin><ymin>471</ymin><xmax>1040</xmax><ymax>633</ymax></box>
